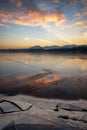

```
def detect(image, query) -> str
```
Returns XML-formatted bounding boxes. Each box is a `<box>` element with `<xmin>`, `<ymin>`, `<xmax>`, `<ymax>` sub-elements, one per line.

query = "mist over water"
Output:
<box><xmin>0</xmin><ymin>53</ymin><xmax>87</xmax><ymax>100</ymax></box>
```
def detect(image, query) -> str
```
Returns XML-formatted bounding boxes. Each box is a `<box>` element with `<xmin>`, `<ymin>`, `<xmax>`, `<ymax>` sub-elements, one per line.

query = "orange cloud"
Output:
<box><xmin>73</xmin><ymin>20</ymin><xmax>87</xmax><ymax>26</ymax></box>
<box><xmin>27</xmin><ymin>75</ymin><xmax>60</xmax><ymax>87</ymax></box>
<box><xmin>0</xmin><ymin>10</ymin><xmax>66</xmax><ymax>27</ymax></box>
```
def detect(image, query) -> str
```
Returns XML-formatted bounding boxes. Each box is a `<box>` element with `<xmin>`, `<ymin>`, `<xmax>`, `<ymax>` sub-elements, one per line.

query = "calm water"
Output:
<box><xmin>0</xmin><ymin>53</ymin><xmax>87</xmax><ymax>99</ymax></box>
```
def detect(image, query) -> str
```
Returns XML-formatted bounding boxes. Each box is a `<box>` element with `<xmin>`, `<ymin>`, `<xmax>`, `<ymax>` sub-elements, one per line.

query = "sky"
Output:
<box><xmin>0</xmin><ymin>0</ymin><xmax>87</xmax><ymax>49</ymax></box>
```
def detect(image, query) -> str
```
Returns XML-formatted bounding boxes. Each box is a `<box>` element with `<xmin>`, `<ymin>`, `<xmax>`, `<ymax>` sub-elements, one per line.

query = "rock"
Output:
<box><xmin>0</xmin><ymin>95</ymin><xmax>87</xmax><ymax>130</ymax></box>
<box><xmin>58</xmin><ymin>109</ymin><xmax>87</xmax><ymax>123</ymax></box>
<box><xmin>0</xmin><ymin>100</ymin><xmax>32</xmax><ymax>113</ymax></box>
<box><xmin>2</xmin><ymin>123</ymin><xmax>79</xmax><ymax>130</ymax></box>
<box><xmin>54</xmin><ymin>104</ymin><xmax>59</xmax><ymax>111</ymax></box>
<box><xmin>8</xmin><ymin>100</ymin><xmax>32</xmax><ymax>111</ymax></box>
<box><xmin>0</xmin><ymin>101</ymin><xmax>20</xmax><ymax>113</ymax></box>
<box><xmin>58</xmin><ymin>109</ymin><xmax>87</xmax><ymax>130</ymax></box>
<box><xmin>58</xmin><ymin>103</ymin><xmax>83</xmax><ymax>111</ymax></box>
<box><xmin>0</xmin><ymin>108</ymin><xmax>3</xmax><ymax>114</ymax></box>
<box><xmin>0</xmin><ymin>113</ymin><xmax>21</xmax><ymax>130</ymax></box>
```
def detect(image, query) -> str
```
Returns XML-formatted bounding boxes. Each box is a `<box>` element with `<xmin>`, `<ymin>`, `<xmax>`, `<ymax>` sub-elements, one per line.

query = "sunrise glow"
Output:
<box><xmin>0</xmin><ymin>0</ymin><xmax>87</xmax><ymax>49</ymax></box>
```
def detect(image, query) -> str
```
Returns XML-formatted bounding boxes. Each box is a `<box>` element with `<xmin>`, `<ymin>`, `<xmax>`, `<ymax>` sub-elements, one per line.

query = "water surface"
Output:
<box><xmin>0</xmin><ymin>53</ymin><xmax>87</xmax><ymax>99</ymax></box>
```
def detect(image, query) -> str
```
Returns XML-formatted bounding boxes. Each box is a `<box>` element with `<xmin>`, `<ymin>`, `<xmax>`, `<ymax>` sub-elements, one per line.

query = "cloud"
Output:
<box><xmin>0</xmin><ymin>23</ymin><xmax>5</xmax><ymax>26</ymax></box>
<box><xmin>58</xmin><ymin>0</ymin><xmax>87</xmax><ymax>10</ymax></box>
<box><xmin>83</xmin><ymin>11</ymin><xmax>87</xmax><ymax>16</ymax></box>
<box><xmin>73</xmin><ymin>20</ymin><xmax>87</xmax><ymax>26</ymax></box>
<box><xmin>10</xmin><ymin>0</ymin><xmax>22</xmax><ymax>7</ymax></box>
<box><xmin>24</xmin><ymin>37</ymin><xmax>29</xmax><ymax>41</ymax></box>
<box><xmin>74</xmin><ymin>11</ymin><xmax>87</xmax><ymax>17</ymax></box>
<box><xmin>74</xmin><ymin>13</ymin><xmax>81</xmax><ymax>17</ymax></box>
<box><xmin>81</xmin><ymin>0</ymin><xmax>87</xmax><ymax>2</ymax></box>
<box><xmin>51</xmin><ymin>0</ymin><xmax>60</xmax><ymax>3</ymax></box>
<box><xmin>0</xmin><ymin>10</ymin><xmax>66</xmax><ymax>27</ymax></box>
<box><xmin>0</xmin><ymin>22</ymin><xmax>9</xmax><ymax>28</ymax></box>
<box><xmin>32</xmin><ymin>38</ymin><xmax>54</xmax><ymax>43</ymax></box>
<box><xmin>24</xmin><ymin>36</ymin><xmax>54</xmax><ymax>43</ymax></box>
<box><xmin>34</xmin><ymin>0</ymin><xmax>61</xmax><ymax>15</ymax></box>
<box><xmin>0</xmin><ymin>0</ymin><xmax>67</xmax><ymax>28</ymax></box>
<box><xmin>64</xmin><ymin>0</ymin><xmax>86</xmax><ymax>6</ymax></box>
<box><xmin>82</xmin><ymin>32</ymin><xmax>87</xmax><ymax>38</ymax></box>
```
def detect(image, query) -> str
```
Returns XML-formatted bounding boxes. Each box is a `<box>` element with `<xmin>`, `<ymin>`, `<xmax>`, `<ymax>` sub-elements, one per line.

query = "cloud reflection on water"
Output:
<box><xmin>0</xmin><ymin>53</ymin><xmax>87</xmax><ymax>100</ymax></box>
<box><xmin>0</xmin><ymin>72</ymin><xmax>87</xmax><ymax>100</ymax></box>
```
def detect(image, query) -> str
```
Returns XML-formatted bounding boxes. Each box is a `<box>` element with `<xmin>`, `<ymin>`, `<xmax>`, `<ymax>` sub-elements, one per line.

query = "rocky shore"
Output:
<box><xmin>0</xmin><ymin>94</ymin><xmax>87</xmax><ymax>130</ymax></box>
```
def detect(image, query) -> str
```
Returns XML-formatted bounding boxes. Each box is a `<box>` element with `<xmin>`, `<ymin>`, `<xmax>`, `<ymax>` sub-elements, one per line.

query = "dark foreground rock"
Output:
<box><xmin>3</xmin><ymin>124</ymin><xmax>80</xmax><ymax>130</ymax></box>
<box><xmin>0</xmin><ymin>95</ymin><xmax>87</xmax><ymax>130</ymax></box>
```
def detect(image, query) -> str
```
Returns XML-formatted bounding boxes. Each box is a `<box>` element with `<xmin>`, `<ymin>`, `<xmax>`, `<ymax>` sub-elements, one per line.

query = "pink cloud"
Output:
<box><xmin>51</xmin><ymin>0</ymin><xmax>60</xmax><ymax>3</ymax></box>
<box><xmin>81</xmin><ymin>0</ymin><xmax>87</xmax><ymax>2</ymax></box>
<box><xmin>74</xmin><ymin>11</ymin><xmax>87</xmax><ymax>17</ymax></box>
<box><xmin>0</xmin><ymin>10</ymin><xmax>66</xmax><ymax>27</ymax></box>
<box><xmin>74</xmin><ymin>13</ymin><xmax>81</xmax><ymax>17</ymax></box>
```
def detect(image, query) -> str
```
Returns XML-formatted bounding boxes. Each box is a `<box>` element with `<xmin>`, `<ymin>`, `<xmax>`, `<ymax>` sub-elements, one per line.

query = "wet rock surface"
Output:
<box><xmin>0</xmin><ymin>95</ymin><xmax>87</xmax><ymax>130</ymax></box>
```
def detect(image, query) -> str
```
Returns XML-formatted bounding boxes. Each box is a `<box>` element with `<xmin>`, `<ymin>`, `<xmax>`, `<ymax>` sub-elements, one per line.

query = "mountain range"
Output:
<box><xmin>0</xmin><ymin>45</ymin><xmax>87</xmax><ymax>53</ymax></box>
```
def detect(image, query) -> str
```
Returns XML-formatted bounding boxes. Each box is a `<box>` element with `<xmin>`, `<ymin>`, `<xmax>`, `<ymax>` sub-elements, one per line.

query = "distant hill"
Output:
<box><xmin>28</xmin><ymin>45</ymin><xmax>43</xmax><ymax>50</ymax></box>
<box><xmin>0</xmin><ymin>45</ymin><xmax>87</xmax><ymax>53</ymax></box>
<box><xmin>44</xmin><ymin>46</ymin><xmax>59</xmax><ymax>50</ymax></box>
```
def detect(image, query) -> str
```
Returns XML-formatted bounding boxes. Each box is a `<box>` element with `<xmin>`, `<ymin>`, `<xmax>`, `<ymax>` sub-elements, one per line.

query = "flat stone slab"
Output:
<box><xmin>58</xmin><ymin>109</ymin><xmax>87</xmax><ymax>122</ymax></box>
<box><xmin>0</xmin><ymin>95</ymin><xmax>87</xmax><ymax>130</ymax></box>
<box><xmin>0</xmin><ymin>101</ymin><xmax>20</xmax><ymax>113</ymax></box>
<box><xmin>0</xmin><ymin>100</ymin><xmax>32</xmax><ymax>113</ymax></box>
<box><xmin>58</xmin><ymin>103</ymin><xmax>84</xmax><ymax>111</ymax></box>
<box><xmin>9</xmin><ymin>100</ymin><xmax>32</xmax><ymax>111</ymax></box>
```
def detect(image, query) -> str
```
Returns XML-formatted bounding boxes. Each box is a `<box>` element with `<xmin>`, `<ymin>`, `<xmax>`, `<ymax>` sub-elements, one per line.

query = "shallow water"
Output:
<box><xmin>0</xmin><ymin>53</ymin><xmax>87</xmax><ymax>76</ymax></box>
<box><xmin>0</xmin><ymin>53</ymin><xmax>87</xmax><ymax>99</ymax></box>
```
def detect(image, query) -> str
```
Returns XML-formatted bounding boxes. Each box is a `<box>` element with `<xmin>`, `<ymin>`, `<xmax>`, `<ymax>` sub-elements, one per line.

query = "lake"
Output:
<box><xmin>0</xmin><ymin>53</ymin><xmax>87</xmax><ymax>99</ymax></box>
